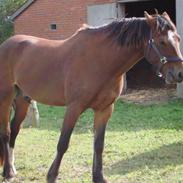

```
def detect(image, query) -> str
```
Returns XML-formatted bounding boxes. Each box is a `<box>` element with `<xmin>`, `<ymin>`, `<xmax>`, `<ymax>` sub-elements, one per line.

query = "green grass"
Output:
<box><xmin>1</xmin><ymin>98</ymin><xmax>183</xmax><ymax>183</ymax></box>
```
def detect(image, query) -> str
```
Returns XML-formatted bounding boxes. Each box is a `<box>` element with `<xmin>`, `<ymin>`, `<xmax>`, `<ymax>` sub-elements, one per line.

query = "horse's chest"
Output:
<box><xmin>91</xmin><ymin>76</ymin><xmax>124</xmax><ymax>110</ymax></box>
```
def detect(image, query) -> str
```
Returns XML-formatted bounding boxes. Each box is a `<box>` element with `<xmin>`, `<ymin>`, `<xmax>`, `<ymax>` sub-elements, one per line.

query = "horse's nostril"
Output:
<box><xmin>178</xmin><ymin>72</ymin><xmax>183</xmax><ymax>80</ymax></box>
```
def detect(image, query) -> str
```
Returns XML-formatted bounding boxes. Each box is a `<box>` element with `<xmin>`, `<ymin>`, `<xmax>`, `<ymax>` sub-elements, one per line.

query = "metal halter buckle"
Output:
<box><xmin>160</xmin><ymin>57</ymin><xmax>167</xmax><ymax>64</ymax></box>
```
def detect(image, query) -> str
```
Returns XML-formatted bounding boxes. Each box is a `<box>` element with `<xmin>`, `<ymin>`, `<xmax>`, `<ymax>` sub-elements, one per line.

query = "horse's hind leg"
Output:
<box><xmin>9</xmin><ymin>95</ymin><xmax>30</xmax><ymax>174</ymax></box>
<box><xmin>92</xmin><ymin>104</ymin><xmax>114</xmax><ymax>183</ymax></box>
<box><xmin>0</xmin><ymin>87</ymin><xmax>15</xmax><ymax>181</ymax></box>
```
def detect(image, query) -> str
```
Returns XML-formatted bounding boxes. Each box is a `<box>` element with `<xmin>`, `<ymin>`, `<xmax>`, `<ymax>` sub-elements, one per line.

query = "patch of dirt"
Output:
<box><xmin>120</xmin><ymin>87</ymin><xmax>177</xmax><ymax>105</ymax></box>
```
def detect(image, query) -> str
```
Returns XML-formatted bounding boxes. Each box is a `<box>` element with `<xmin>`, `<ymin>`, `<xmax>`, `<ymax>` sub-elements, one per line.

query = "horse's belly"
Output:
<box><xmin>32</xmin><ymin>93</ymin><xmax>66</xmax><ymax>106</ymax></box>
<box><xmin>17</xmin><ymin>80</ymin><xmax>66</xmax><ymax>106</ymax></box>
<box><xmin>27</xmin><ymin>89</ymin><xmax>65</xmax><ymax>106</ymax></box>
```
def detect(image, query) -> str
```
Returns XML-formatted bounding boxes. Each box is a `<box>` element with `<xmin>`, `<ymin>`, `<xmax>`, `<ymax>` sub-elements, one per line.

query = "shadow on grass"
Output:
<box><xmin>106</xmin><ymin>142</ymin><xmax>183</xmax><ymax>176</ymax></box>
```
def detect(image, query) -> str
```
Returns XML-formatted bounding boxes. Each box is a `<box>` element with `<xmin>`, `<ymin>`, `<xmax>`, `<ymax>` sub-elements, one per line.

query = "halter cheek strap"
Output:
<box><xmin>147</xmin><ymin>39</ymin><xmax>183</xmax><ymax>63</ymax></box>
<box><xmin>148</xmin><ymin>39</ymin><xmax>167</xmax><ymax>64</ymax></box>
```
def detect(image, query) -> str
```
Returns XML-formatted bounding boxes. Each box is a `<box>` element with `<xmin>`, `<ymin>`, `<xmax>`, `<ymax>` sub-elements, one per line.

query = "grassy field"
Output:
<box><xmin>1</xmin><ymin>98</ymin><xmax>183</xmax><ymax>183</ymax></box>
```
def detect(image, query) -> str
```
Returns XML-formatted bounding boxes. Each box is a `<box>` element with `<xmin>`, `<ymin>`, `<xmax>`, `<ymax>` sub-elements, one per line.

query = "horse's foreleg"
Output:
<box><xmin>47</xmin><ymin>103</ymin><xmax>84</xmax><ymax>183</ymax></box>
<box><xmin>93</xmin><ymin>104</ymin><xmax>114</xmax><ymax>183</ymax></box>
<box><xmin>9</xmin><ymin>95</ymin><xmax>30</xmax><ymax>175</ymax></box>
<box><xmin>0</xmin><ymin>88</ymin><xmax>14</xmax><ymax>181</ymax></box>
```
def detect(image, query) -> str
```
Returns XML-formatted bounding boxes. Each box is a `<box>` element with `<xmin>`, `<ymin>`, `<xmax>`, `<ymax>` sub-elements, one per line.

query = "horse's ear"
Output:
<box><xmin>144</xmin><ymin>11</ymin><xmax>156</xmax><ymax>29</ymax></box>
<box><xmin>154</xmin><ymin>9</ymin><xmax>159</xmax><ymax>15</ymax></box>
<box><xmin>144</xmin><ymin>11</ymin><xmax>152</xmax><ymax>20</ymax></box>
<box><xmin>162</xmin><ymin>11</ymin><xmax>171</xmax><ymax>21</ymax></box>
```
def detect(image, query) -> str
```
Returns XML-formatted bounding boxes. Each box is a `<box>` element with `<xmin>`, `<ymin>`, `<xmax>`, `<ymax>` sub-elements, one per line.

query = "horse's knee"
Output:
<box><xmin>9</xmin><ymin>101</ymin><xmax>29</xmax><ymax>148</ymax></box>
<box><xmin>94</xmin><ymin>128</ymin><xmax>106</xmax><ymax>154</ymax></box>
<box><xmin>57</xmin><ymin>131</ymin><xmax>72</xmax><ymax>154</ymax></box>
<box><xmin>57</xmin><ymin>142</ymin><xmax>69</xmax><ymax>154</ymax></box>
<box><xmin>10</xmin><ymin>120</ymin><xmax>22</xmax><ymax>147</ymax></box>
<box><xmin>94</xmin><ymin>143</ymin><xmax>104</xmax><ymax>155</ymax></box>
<box><xmin>9</xmin><ymin>131</ymin><xmax>18</xmax><ymax>148</ymax></box>
<box><xmin>1</xmin><ymin>133</ymin><xmax>10</xmax><ymax>142</ymax></box>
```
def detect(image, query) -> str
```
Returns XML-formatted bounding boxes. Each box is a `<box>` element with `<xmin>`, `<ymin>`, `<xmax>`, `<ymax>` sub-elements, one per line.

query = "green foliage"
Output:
<box><xmin>0</xmin><ymin>0</ymin><xmax>26</xmax><ymax>43</ymax></box>
<box><xmin>0</xmin><ymin>21</ymin><xmax>13</xmax><ymax>43</ymax></box>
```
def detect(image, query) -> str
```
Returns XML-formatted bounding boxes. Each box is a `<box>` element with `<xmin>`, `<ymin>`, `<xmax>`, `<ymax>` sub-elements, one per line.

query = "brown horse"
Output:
<box><xmin>1</xmin><ymin>11</ymin><xmax>183</xmax><ymax>183</ymax></box>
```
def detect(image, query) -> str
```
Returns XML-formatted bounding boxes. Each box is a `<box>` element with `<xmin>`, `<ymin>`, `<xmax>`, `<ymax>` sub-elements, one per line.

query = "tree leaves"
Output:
<box><xmin>0</xmin><ymin>0</ymin><xmax>26</xmax><ymax>43</ymax></box>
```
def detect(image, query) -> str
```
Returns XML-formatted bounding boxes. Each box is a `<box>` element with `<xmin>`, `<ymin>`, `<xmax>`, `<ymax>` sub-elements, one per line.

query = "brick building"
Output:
<box><xmin>11</xmin><ymin>0</ymin><xmax>183</xmax><ymax>89</ymax></box>
<box><xmin>11</xmin><ymin>0</ymin><xmax>116</xmax><ymax>40</ymax></box>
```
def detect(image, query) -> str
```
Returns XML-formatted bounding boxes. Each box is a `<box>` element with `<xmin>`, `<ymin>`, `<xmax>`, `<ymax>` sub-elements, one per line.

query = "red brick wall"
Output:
<box><xmin>14</xmin><ymin>0</ymin><xmax>116</xmax><ymax>39</ymax></box>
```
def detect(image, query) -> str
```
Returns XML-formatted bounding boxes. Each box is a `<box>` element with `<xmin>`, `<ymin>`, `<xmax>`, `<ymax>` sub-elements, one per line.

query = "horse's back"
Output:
<box><xmin>0</xmin><ymin>35</ymin><xmax>55</xmax><ymax>66</ymax></box>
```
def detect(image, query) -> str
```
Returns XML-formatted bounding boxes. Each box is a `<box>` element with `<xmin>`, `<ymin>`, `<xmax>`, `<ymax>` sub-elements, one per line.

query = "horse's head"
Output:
<box><xmin>144</xmin><ymin>11</ymin><xmax>183</xmax><ymax>84</ymax></box>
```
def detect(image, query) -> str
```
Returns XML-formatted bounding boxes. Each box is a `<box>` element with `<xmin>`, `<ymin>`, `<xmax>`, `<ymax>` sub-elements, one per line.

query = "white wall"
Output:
<box><xmin>87</xmin><ymin>3</ymin><xmax>118</xmax><ymax>26</ymax></box>
<box><xmin>176</xmin><ymin>0</ymin><xmax>183</xmax><ymax>97</ymax></box>
<box><xmin>176</xmin><ymin>0</ymin><xmax>183</xmax><ymax>52</ymax></box>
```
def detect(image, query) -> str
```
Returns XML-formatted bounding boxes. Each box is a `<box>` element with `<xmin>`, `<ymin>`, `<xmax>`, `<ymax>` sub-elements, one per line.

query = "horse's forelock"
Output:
<box><xmin>156</xmin><ymin>15</ymin><xmax>175</xmax><ymax>32</ymax></box>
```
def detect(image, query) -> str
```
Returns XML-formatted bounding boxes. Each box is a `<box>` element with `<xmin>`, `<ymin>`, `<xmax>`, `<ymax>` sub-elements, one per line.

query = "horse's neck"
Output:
<box><xmin>69</xmin><ymin>31</ymin><xmax>145</xmax><ymax>78</ymax></box>
<box><xmin>110</xmin><ymin>45</ymin><xmax>145</xmax><ymax>76</ymax></box>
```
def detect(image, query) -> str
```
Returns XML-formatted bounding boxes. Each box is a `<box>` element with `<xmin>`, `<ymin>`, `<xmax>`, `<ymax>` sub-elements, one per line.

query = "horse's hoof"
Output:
<box><xmin>12</xmin><ymin>166</ymin><xmax>17</xmax><ymax>175</ymax></box>
<box><xmin>47</xmin><ymin>179</ymin><xmax>58</xmax><ymax>183</ymax></box>
<box><xmin>47</xmin><ymin>176</ymin><xmax>58</xmax><ymax>183</ymax></box>
<box><xmin>103</xmin><ymin>179</ymin><xmax>110</xmax><ymax>183</ymax></box>
<box><xmin>2</xmin><ymin>172</ymin><xmax>15</xmax><ymax>179</ymax></box>
<box><xmin>3</xmin><ymin>177</ymin><xmax>15</xmax><ymax>183</ymax></box>
<box><xmin>2</xmin><ymin>169</ymin><xmax>15</xmax><ymax>182</ymax></box>
<box><xmin>102</xmin><ymin>178</ymin><xmax>109</xmax><ymax>183</ymax></box>
<box><xmin>93</xmin><ymin>177</ymin><xmax>109</xmax><ymax>183</ymax></box>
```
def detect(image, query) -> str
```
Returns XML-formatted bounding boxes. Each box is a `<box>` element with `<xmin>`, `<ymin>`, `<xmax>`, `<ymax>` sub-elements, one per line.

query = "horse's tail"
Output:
<box><xmin>0</xmin><ymin>138</ymin><xmax>4</xmax><ymax>166</ymax></box>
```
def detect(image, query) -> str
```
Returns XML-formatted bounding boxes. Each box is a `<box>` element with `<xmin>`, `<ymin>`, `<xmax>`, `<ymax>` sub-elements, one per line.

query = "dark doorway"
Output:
<box><xmin>123</xmin><ymin>0</ymin><xmax>176</xmax><ymax>88</ymax></box>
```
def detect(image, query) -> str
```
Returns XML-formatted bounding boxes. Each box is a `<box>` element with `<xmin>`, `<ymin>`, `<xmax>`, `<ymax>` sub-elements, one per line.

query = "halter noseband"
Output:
<box><xmin>145</xmin><ymin>31</ymin><xmax>183</xmax><ymax>74</ymax></box>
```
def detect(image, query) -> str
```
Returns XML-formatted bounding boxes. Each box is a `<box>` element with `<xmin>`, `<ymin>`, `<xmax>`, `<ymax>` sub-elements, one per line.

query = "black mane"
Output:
<box><xmin>106</xmin><ymin>17</ymin><xmax>150</xmax><ymax>48</ymax></box>
<box><xmin>86</xmin><ymin>15</ymin><xmax>174</xmax><ymax>48</ymax></box>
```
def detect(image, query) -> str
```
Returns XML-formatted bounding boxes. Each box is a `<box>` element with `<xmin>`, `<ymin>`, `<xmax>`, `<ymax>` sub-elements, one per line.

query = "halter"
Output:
<box><xmin>145</xmin><ymin>31</ymin><xmax>183</xmax><ymax>74</ymax></box>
